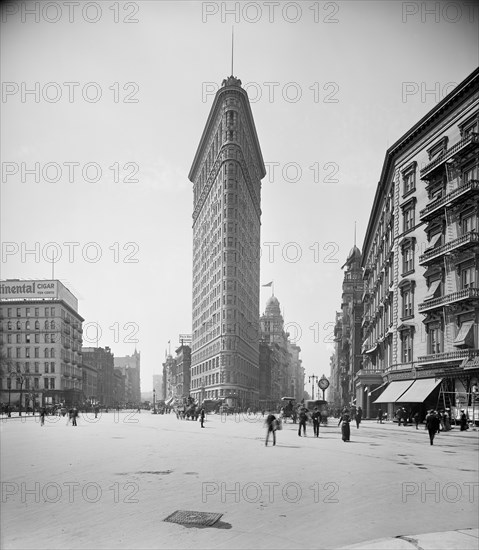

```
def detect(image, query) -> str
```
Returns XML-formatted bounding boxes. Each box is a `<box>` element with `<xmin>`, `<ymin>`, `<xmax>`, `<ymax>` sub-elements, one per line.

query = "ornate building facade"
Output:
<box><xmin>114</xmin><ymin>349</ymin><xmax>141</xmax><ymax>405</ymax></box>
<box><xmin>259</xmin><ymin>295</ymin><xmax>304</xmax><ymax>408</ymax></box>
<box><xmin>0</xmin><ymin>279</ymin><xmax>83</xmax><ymax>408</ymax></box>
<box><xmin>362</xmin><ymin>68</ymin><xmax>479</xmax><ymax>420</ymax></box>
<box><xmin>189</xmin><ymin>75</ymin><xmax>266</xmax><ymax>408</ymax></box>
<box><xmin>331</xmin><ymin>247</ymin><xmax>366</xmax><ymax>411</ymax></box>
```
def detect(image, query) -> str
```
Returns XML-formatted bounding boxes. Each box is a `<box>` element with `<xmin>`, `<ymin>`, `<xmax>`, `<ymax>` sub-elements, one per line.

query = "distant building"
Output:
<box><xmin>114</xmin><ymin>349</ymin><xmax>141</xmax><ymax>405</ymax></box>
<box><xmin>162</xmin><ymin>354</ymin><xmax>176</xmax><ymax>403</ymax></box>
<box><xmin>174</xmin><ymin>344</ymin><xmax>191</xmax><ymax>400</ymax></box>
<box><xmin>82</xmin><ymin>347</ymin><xmax>115</xmax><ymax>407</ymax></box>
<box><xmin>152</xmin><ymin>374</ymin><xmax>163</xmax><ymax>402</ymax></box>
<box><xmin>0</xmin><ymin>279</ymin><xmax>83</xmax><ymax>408</ymax></box>
<box><xmin>82</xmin><ymin>362</ymin><xmax>98</xmax><ymax>405</ymax></box>
<box><xmin>259</xmin><ymin>295</ymin><xmax>304</xmax><ymax>408</ymax></box>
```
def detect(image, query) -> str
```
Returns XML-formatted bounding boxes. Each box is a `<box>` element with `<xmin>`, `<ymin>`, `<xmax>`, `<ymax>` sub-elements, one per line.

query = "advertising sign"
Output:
<box><xmin>0</xmin><ymin>280</ymin><xmax>78</xmax><ymax>311</ymax></box>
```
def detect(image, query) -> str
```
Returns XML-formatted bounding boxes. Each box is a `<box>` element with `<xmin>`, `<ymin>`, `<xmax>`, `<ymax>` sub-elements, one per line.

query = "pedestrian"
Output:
<box><xmin>265</xmin><ymin>412</ymin><xmax>277</xmax><ymax>446</ymax></box>
<box><xmin>199</xmin><ymin>408</ymin><xmax>205</xmax><ymax>428</ymax></box>
<box><xmin>413</xmin><ymin>411</ymin><xmax>420</xmax><ymax>430</ymax></box>
<box><xmin>312</xmin><ymin>407</ymin><xmax>321</xmax><ymax>437</ymax></box>
<box><xmin>94</xmin><ymin>406</ymin><xmax>99</xmax><ymax>419</ymax></box>
<box><xmin>338</xmin><ymin>409</ymin><xmax>351</xmax><ymax>442</ymax></box>
<box><xmin>72</xmin><ymin>407</ymin><xmax>78</xmax><ymax>427</ymax></box>
<box><xmin>377</xmin><ymin>408</ymin><xmax>383</xmax><ymax>424</ymax></box>
<box><xmin>67</xmin><ymin>408</ymin><xmax>73</xmax><ymax>426</ymax></box>
<box><xmin>298</xmin><ymin>407</ymin><xmax>308</xmax><ymax>437</ymax></box>
<box><xmin>40</xmin><ymin>407</ymin><xmax>46</xmax><ymax>426</ymax></box>
<box><xmin>425</xmin><ymin>410</ymin><xmax>440</xmax><ymax>445</ymax></box>
<box><xmin>356</xmin><ymin>406</ymin><xmax>362</xmax><ymax>429</ymax></box>
<box><xmin>460</xmin><ymin>410</ymin><xmax>469</xmax><ymax>431</ymax></box>
<box><xmin>444</xmin><ymin>409</ymin><xmax>451</xmax><ymax>431</ymax></box>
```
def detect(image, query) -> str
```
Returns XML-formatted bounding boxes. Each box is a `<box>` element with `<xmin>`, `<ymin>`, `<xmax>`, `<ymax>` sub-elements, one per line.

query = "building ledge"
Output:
<box><xmin>419</xmin><ymin>231</ymin><xmax>479</xmax><ymax>265</ymax></box>
<box><xmin>418</xmin><ymin>287</ymin><xmax>479</xmax><ymax>312</ymax></box>
<box><xmin>419</xmin><ymin>180</ymin><xmax>479</xmax><ymax>221</ymax></box>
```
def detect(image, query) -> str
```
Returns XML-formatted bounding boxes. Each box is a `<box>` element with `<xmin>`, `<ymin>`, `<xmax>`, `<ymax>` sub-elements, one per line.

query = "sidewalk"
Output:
<box><xmin>339</xmin><ymin>527</ymin><xmax>478</xmax><ymax>549</ymax></box>
<box><xmin>357</xmin><ymin>419</ymin><xmax>479</xmax><ymax>438</ymax></box>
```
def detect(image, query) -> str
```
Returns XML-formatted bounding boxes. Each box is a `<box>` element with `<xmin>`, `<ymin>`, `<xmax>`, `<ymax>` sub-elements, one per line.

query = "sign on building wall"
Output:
<box><xmin>0</xmin><ymin>280</ymin><xmax>78</xmax><ymax>311</ymax></box>
<box><xmin>179</xmin><ymin>334</ymin><xmax>192</xmax><ymax>345</ymax></box>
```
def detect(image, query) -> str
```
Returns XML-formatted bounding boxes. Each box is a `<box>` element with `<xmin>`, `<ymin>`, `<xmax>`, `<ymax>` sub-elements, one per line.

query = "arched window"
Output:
<box><xmin>50</xmin><ymin>321</ymin><xmax>55</xmax><ymax>329</ymax></box>
<box><xmin>44</xmin><ymin>348</ymin><xmax>49</xmax><ymax>358</ymax></box>
<box><xmin>26</xmin><ymin>321</ymin><xmax>30</xmax><ymax>330</ymax></box>
<box><xmin>44</xmin><ymin>321</ymin><xmax>49</xmax><ymax>330</ymax></box>
<box><xmin>35</xmin><ymin>321</ymin><xmax>40</xmax><ymax>330</ymax></box>
<box><xmin>16</xmin><ymin>321</ymin><xmax>21</xmax><ymax>330</ymax></box>
<box><xmin>50</xmin><ymin>348</ymin><xmax>55</xmax><ymax>358</ymax></box>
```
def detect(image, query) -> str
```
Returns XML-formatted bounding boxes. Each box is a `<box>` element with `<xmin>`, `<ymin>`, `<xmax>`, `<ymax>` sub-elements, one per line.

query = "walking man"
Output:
<box><xmin>312</xmin><ymin>407</ymin><xmax>321</xmax><ymax>437</ymax></box>
<box><xmin>40</xmin><ymin>407</ymin><xmax>46</xmax><ymax>427</ymax></box>
<box><xmin>377</xmin><ymin>408</ymin><xmax>383</xmax><ymax>424</ymax></box>
<box><xmin>356</xmin><ymin>406</ymin><xmax>362</xmax><ymax>429</ymax></box>
<box><xmin>298</xmin><ymin>407</ymin><xmax>308</xmax><ymax>437</ymax></box>
<box><xmin>265</xmin><ymin>412</ymin><xmax>277</xmax><ymax>446</ymax></box>
<box><xmin>425</xmin><ymin>410</ymin><xmax>440</xmax><ymax>445</ymax></box>
<box><xmin>199</xmin><ymin>408</ymin><xmax>205</xmax><ymax>428</ymax></box>
<box><xmin>72</xmin><ymin>407</ymin><xmax>78</xmax><ymax>427</ymax></box>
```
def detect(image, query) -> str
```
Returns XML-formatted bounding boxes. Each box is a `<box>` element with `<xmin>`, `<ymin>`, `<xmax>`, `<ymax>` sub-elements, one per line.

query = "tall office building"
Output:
<box><xmin>188</xmin><ymin>75</ymin><xmax>266</xmax><ymax>408</ymax></box>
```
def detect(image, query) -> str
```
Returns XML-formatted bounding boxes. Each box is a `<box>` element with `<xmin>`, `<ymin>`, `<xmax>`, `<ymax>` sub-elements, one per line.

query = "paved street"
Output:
<box><xmin>1</xmin><ymin>412</ymin><xmax>478</xmax><ymax>549</ymax></box>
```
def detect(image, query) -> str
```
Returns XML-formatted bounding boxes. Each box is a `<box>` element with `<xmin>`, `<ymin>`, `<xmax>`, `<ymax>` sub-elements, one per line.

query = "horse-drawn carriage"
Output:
<box><xmin>280</xmin><ymin>397</ymin><xmax>297</xmax><ymax>423</ymax></box>
<box><xmin>305</xmin><ymin>399</ymin><xmax>329</xmax><ymax>425</ymax></box>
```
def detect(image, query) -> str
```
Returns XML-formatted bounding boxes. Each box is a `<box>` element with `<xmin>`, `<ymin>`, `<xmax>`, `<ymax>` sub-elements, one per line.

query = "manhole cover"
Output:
<box><xmin>164</xmin><ymin>510</ymin><xmax>223</xmax><ymax>527</ymax></box>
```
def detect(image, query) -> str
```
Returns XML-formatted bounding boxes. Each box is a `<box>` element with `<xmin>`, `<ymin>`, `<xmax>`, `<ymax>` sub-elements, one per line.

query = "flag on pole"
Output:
<box><xmin>262</xmin><ymin>281</ymin><xmax>273</xmax><ymax>287</ymax></box>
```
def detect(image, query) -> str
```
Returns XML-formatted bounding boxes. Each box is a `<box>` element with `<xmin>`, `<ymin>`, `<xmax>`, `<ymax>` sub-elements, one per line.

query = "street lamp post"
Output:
<box><xmin>309</xmin><ymin>375</ymin><xmax>318</xmax><ymax>400</ymax></box>
<box><xmin>153</xmin><ymin>388</ymin><xmax>156</xmax><ymax>414</ymax></box>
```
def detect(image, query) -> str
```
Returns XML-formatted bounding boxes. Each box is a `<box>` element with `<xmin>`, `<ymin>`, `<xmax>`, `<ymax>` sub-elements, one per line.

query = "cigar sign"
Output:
<box><xmin>0</xmin><ymin>280</ymin><xmax>78</xmax><ymax>311</ymax></box>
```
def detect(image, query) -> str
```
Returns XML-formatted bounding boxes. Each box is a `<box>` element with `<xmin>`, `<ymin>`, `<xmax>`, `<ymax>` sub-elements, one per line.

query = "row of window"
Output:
<box><xmin>5</xmin><ymin>347</ymin><xmax>56</xmax><ymax>358</ymax></box>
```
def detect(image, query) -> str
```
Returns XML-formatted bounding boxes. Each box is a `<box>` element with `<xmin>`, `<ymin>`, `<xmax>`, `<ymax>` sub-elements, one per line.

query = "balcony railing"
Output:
<box><xmin>419</xmin><ymin>231</ymin><xmax>479</xmax><ymax>265</ymax></box>
<box><xmin>419</xmin><ymin>180</ymin><xmax>479</xmax><ymax>221</ymax></box>
<box><xmin>418</xmin><ymin>349</ymin><xmax>479</xmax><ymax>364</ymax></box>
<box><xmin>420</xmin><ymin>133</ymin><xmax>479</xmax><ymax>179</ymax></box>
<box><xmin>419</xmin><ymin>287</ymin><xmax>479</xmax><ymax>312</ymax></box>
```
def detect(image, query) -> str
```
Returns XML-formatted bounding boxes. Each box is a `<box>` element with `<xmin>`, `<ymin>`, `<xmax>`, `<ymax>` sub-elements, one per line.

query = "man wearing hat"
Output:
<box><xmin>460</xmin><ymin>410</ymin><xmax>469</xmax><ymax>431</ymax></box>
<box><xmin>425</xmin><ymin>410</ymin><xmax>440</xmax><ymax>445</ymax></box>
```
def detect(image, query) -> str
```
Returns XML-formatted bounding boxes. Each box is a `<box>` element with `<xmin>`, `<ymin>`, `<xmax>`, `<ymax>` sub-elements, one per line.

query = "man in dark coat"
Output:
<box><xmin>425</xmin><ymin>410</ymin><xmax>440</xmax><ymax>445</ymax></box>
<box><xmin>312</xmin><ymin>407</ymin><xmax>321</xmax><ymax>437</ymax></box>
<box><xmin>356</xmin><ymin>406</ymin><xmax>362</xmax><ymax>429</ymax></box>
<box><xmin>265</xmin><ymin>413</ymin><xmax>277</xmax><ymax>446</ymax></box>
<box><xmin>460</xmin><ymin>410</ymin><xmax>469</xmax><ymax>431</ymax></box>
<box><xmin>199</xmin><ymin>408</ymin><xmax>205</xmax><ymax>428</ymax></box>
<box><xmin>298</xmin><ymin>407</ymin><xmax>308</xmax><ymax>437</ymax></box>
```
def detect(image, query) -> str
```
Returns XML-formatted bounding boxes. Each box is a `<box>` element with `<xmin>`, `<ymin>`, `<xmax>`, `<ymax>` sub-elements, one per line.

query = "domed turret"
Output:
<box><xmin>265</xmin><ymin>295</ymin><xmax>281</xmax><ymax>317</ymax></box>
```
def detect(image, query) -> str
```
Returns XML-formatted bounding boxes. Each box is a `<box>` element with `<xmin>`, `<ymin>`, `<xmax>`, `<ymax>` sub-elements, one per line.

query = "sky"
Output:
<box><xmin>1</xmin><ymin>0</ymin><xmax>478</xmax><ymax>394</ymax></box>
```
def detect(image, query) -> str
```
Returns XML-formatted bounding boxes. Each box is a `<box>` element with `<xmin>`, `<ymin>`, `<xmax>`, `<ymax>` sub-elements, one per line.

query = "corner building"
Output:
<box><xmin>189</xmin><ymin>75</ymin><xmax>266</xmax><ymax>408</ymax></box>
<box><xmin>362</xmin><ymin>68</ymin><xmax>479</xmax><ymax>420</ymax></box>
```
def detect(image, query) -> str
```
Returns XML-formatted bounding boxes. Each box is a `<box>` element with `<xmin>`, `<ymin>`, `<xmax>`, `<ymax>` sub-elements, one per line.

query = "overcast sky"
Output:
<box><xmin>1</xmin><ymin>0</ymin><xmax>478</xmax><ymax>394</ymax></box>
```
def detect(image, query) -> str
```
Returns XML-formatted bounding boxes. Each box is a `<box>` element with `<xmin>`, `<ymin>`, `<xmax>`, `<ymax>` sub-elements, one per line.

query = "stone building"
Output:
<box><xmin>330</xmin><ymin>246</ymin><xmax>366</xmax><ymax>411</ymax></box>
<box><xmin>189</xmin><ymin>75</ymin><xmax>266</xmax><ymax>409</ymax></box>
<box><xmin>0</xmin><ymin>279</ymin><xmax>83</xmax><ymax>408</ymax></box>
<box><xmin>114</xmin><ymin>349</ymin><xmax>141</xmax><ymax>405</ymax></box>
<box><xmin>174</xmin><ymin>344</ymin><xmax>191</xmax><ymax>400</ymax></box>
<box><xmin>82</xmin><ymin>346</ymin><xmax>115</xmax><ymax>407</ymax></box>
<box><xmin>258</xmin><ymin>295</ymin><xmax>304</xmax><ymax>408</ymax></box>
<box><xmin>362</xmin><ymin>68</ymin><xmax>479</xmax><ymax>421</ymax></box>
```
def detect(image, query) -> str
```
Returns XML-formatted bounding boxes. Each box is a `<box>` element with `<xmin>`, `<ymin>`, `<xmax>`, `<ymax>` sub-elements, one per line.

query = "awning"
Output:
<box><xmin>368</xmin><ymin>381</ymin><xmax>388</xmax><ymax>396</ymax></box>
<box><xmin>424</xmin><ymin>280</ymin><xmax>441</xmax><ymax>301</ymax></box>
<box><xmin>395</xmin><ymin>378</ymin><xmax>442</xmax><ymax>403</ymax></box>
<box><xmin>373</xmin><ymin>380</ymin><xmax>414</xmax><ymax>403</ymax></box>
<box><xmin>453</xmin><ymin>321</ymin><xmax>475</xmax><ymax>348</ymax></box>
<box><xmin>424</xmin><ymin>233</ymin><xmax>442</xmax><ymax>251</ymax></box>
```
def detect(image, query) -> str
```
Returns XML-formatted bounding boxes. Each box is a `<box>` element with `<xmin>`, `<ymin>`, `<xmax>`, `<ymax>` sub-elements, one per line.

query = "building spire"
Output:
<box><xmin>354</xmin><ymin>221</ymin><xmax>356</xmax><ymax>247</ymax></box>
<box><xmin>231</xmin><ymin>26</ymin><xmax>234</xmax><ymax>75</ymax></box>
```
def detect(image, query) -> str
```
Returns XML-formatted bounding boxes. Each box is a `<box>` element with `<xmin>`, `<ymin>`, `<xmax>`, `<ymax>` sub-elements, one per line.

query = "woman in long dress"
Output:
<box><xmin>338</xmin><ymin>410</ymin><xmax>351</xmax><ymax>442</ymax></box>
